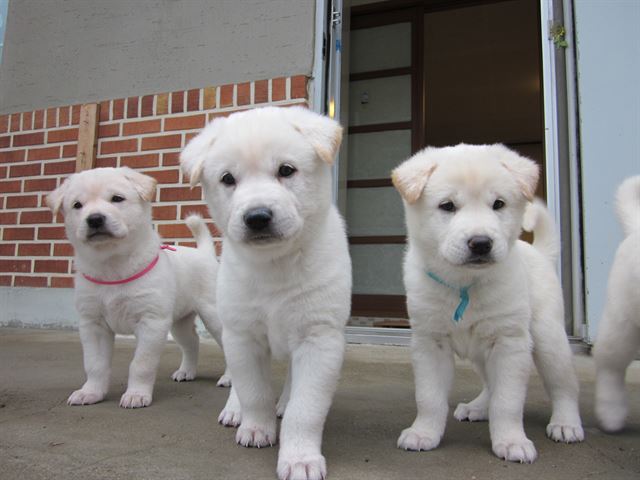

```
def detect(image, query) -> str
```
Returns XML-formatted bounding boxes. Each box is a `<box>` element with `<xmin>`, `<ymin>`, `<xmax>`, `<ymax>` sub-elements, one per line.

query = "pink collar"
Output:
<box><xmin>81</xmin><ymin>245</ymin><xmax>177</xmax><ymax>286</ymax></box>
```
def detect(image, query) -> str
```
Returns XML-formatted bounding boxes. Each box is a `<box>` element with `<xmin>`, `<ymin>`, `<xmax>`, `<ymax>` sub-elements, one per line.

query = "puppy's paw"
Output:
<box><xmin>67</xmin><ymin>389</ymin><xmax>104</xmax><ymax>406</ymax></box>
<box><xmin>276</xmin><ymin>398</ymin><xmax>288</xmax><ymax>419</ymax></box>
<box><xmin>236</xmin><ymin>424</ymin><xmax>277</xmax><ymax>448</ymax></box>
<box><xmin>216</xmin><ymin>373</ymin><xmax>232</xmax><ymax>388</ymax></box>
<box><xmin>218</xmin><ymin>407</ymin><xmax>242</xmax><ymax>427</ymax></box>
<box><xmin>277</xmin><ymin>452</ymin><xmax>326</xmax><ymax>480</ymax></box>
<box><xmin>120</xmin><ymin>391</ymin><xmax>152</xmax><ymax>409</ymax></box>
<box><xmin>454</xmin><ymin>402</ymin><xmax>488</xmax><ymax>422</ymax></box>
<box><xmin>547</xmin><ymin>422</ymin><xmax>584</xmax><ymax>443</ymax></box>
<box><xmin>596</xmin><ymin>403</ymin><xmax>627</xmax><ymax>433</ymax></box>
<box><xmin>397</xmin><ymin>427</ymin><xmax>441</xmax><ymax>451</ymax></box>
<box><xmin>492</xmin><ymin>437</ymin><xmax>537</xmax><ymax>463</ymax></box>
<box><xmin>171</xmin><ymin>369</ymin><xmax>196</xmax><ymax>382</ymax></box>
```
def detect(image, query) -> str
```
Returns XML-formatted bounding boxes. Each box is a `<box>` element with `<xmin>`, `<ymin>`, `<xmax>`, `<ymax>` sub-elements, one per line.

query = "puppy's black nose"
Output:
<box><xmin>468</xmin><ymin>236</ymin><xmax>493</xmax><ymax>255</ymax></box>
<box><xmin>243</xmin><ymin>207</ymin><xmax>273</xmax><ymax>231</ymax></box>
<box><xmin>86</xmin><ymin>214</ymin><xmax>106</xmax><ymax>229</ymax></box>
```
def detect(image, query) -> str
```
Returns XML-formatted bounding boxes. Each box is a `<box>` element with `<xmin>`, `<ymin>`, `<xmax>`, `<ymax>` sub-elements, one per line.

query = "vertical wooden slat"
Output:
<box><xmin>75</xmin><ymin>103</ymin><xmax>100</xmax><ymax>172</ymax></box>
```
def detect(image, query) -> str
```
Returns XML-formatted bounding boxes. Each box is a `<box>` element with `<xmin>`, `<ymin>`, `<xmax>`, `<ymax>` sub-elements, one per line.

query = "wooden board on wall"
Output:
<box><xmin>76</xmin><ymin>103</ymin><xmax>99</xmax><ymax>172</ymax></box>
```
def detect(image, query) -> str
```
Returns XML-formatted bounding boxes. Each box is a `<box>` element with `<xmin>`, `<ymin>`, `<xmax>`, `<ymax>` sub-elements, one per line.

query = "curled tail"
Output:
<box><xmin>185</xmin><ymin>214</ymin><xmax>217</xmax><ymax>260</ymax></box>
<box><xmin>522</xmin><ymin>198</ymin><xmax>560</xmax><ymax>263</ymax></box>
<box><xmin>615</xmin><ymin>175</ymin><xmax>640</xmax><ymax>237</ymax></box>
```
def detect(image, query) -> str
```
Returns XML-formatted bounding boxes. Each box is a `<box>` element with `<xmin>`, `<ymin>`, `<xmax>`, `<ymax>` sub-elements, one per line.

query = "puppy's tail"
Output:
<box><xmin>615</xmin><ymin>175</ymin><xmax>640</xmax><ymax>237</ymax></box>
<box><xmin>185</xmin><ymin>214</ymin><xmax>217</xmax><ymax>261</ymax></box>
<box><xmin>522</xmin><ymin>199</ymin><xmax>560</xmax><ymax>263</ymax></box>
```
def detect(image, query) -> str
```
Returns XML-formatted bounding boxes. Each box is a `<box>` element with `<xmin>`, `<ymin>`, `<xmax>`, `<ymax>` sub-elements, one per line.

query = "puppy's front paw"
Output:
<box><xmin>277</xmin><ymin>452</ymin><xmax>326</xmax><ymax>480</ymax></box>
<box><xmin>454</xmin><ymin>402</ymin><xmax>488</xmax><ymax>422</ymax></box>
<box><xmin>596</xmin><ymin>400</ymin><xmax>627</xmax><ymax>433</ymax></box>
<box><xmin>236</xmin><ymin>423</ymin><xmax>277</xmax><ymax>448</ymax></box>
<box><xmin>397</xmin><ymin>427</ymin><xmax>441</xmax><ymax>451</ymax></box>
<box><xmin>216</xmin><ymin>373</ymin><xmax>232</xmax><ymax>388</ymax></box>
<box><xmin>218</xmin><ymin>407</ymin><xmax>242</xmax><ymax>427</ymax></box>
<box><xmin>492</xmin><ymin>437</ymin><xmax>537</xmax><ymax>463</ymax></box>
<box><xmin>171</xmin><ymin>369</ymin><xmax>196</xmax><ymax>382</ymax></box>
<box><xmin>67</xmin><ymin>389</ymin><xmax>104</xmax><ymax>406</ymax></box>
<box><xmin>546</xmin><ymin>422</ymin><xmax>584</xmax><ymax>443</ymax></box>
<box><xmin>120</xmin><ymin>391</ymin><xmax>152</xmax><ymax>409</ymax></box>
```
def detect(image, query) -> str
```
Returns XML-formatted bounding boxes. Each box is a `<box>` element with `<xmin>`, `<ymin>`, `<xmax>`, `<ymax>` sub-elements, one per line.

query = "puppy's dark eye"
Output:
<box><xmin>493</xmin><ymin>199</ymin><xmax>505</xmax><ymax>210</ymax></box>
<box><xmin>73</xmin><ymin>201</ymin><xmax>83</xmax><ymax>210</ymax></box>
<box><xmin>438</xmin><ymin>201</ymin><xmax>456</xmax><ymax>213</ymax></box>
<box><xmin>220</xmin><ymin>172</ymin><xmax>236</xmax><ymax>186</ymax></box>
<box><xmin>111</xmin><ymin>195</ymin><xmax>125</xmax><ymax>203</ymax></box>
<box><xmin>278</xmin><ymin>164</ymin><xmax>297</xmax><ymax>178</ymax></box>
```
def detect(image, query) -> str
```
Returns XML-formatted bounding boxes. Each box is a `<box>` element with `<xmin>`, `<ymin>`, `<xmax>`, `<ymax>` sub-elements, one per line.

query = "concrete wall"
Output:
<box><xmin>0</xmin><ymin>0</ymin><xmax>316</xmax><ymax>114</ymax></box>
<box><xmin>573</xmin><ymin>0</ymin><xmax>640</xmax><ymax>341</ymax></box>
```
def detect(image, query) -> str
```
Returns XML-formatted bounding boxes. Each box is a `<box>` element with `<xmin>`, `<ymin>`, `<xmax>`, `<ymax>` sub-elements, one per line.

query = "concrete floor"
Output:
<box><xmin>0</xmin><ymin>328</ymin><xmax>638</xmax><ymax>480</ymax></box>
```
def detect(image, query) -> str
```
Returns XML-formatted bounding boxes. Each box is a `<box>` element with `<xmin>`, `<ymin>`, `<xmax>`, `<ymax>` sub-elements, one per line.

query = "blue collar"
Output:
<box><xmin>426</xmin><ymin>271</ymin><xmax>472</xmax><ymax>324</ymax></box>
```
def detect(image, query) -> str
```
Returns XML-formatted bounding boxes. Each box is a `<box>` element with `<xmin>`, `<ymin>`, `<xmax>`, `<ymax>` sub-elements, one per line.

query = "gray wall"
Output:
<box><xmin>0</xmin><ymin>0</ymin><xmax>316</xmax><ymax>114</ymax></box>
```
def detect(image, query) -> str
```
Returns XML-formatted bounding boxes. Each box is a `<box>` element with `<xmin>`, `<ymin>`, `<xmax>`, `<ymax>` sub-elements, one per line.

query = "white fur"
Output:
<box><xmin>181</xmin><ymin>106</ymin><xmax>351</xmax><ymax>480</ymax></box>
<box><xmin>393</xmin><ymin>144</ymin><xmax>583</xmax><ymax>463</ymax></box>
<box><xmin>46</xmin><ymin>167</ymin><xmax>229</xmax><ymax>409</ymax></box>
<box><xmin>593</xmin><ymin>175</ymin><xmax>640</xmax><ymax>432</ymax></box>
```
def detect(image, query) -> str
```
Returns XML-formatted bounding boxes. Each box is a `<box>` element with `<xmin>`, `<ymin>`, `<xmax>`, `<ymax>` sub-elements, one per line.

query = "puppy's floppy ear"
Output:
<box><xmin>497</xmin><ymin>145</ymin><xmax>540</xmax><ymax>201</ymax></box>
<box><xmin>46</xmin><ymin>177</ymin><xmax>71</xmax><ymax>219</ymax></box>
<box><xmin>121</xmin><ymin>167</ymin><xmax>157</xmax><ymax>202</ymax></box>
<box><xmin>283</xmin><ymin>106</ymin><xmax>343</xmax><ymax>165</ymax></box>
<box><xmin>391</xmin><ymin>150</ymin><xmax>438</xmax><ymax>204</ymax></box>
<box><xmin>180</xmin><ymin>118</ymin><xmax>225</xmax><ymax>186</ymax></box>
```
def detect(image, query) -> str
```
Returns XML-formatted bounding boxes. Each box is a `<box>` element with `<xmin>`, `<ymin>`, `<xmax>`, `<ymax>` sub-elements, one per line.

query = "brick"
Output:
<box><xmin>207</xmin><ymin>223</ymin><xmax>221</xmax><ymax>237</ymax></box>
<box><xmin>185</xmin><ymin>132</ymin><xmax>198</xmax><ymax>144</ymax></box>
<box><xmin>38</xmin><ymin>226</ymin><xmax>66</xmax><ymax>240</ymax></box>
<box><xmin>98</xmin><ymin>123</ymin><xmax>120</xmax><ymax>138</ymax></box>
<box><xmin>35</xmin><ymin>259</ymin><xmax>69</xmax><ymax>273</ymax></box>
<box><xmin>0</xmin><ymin>150</ymin><xmax>26</xmax><ymax>163</ymax></box>
<box><xmin>272</xmin><ymin>77</ymin><xmax>286</xmax><ymax>101</ymax></box>
<box><xmin>20</xmin><ymin>210</ymin><xmax>52</xmax><ymax>224</ymax></box>
<box><xmin>0</xmin><ymin>243</ymin><xmax>16</xmax><ymax>255</ymax></box>
<box><xmin>237</xmin><ymin>82</ymin><xmax>251</xmax><ymax>106</ymax></box>
<box><xmin>62</xmin><ymin>144</ymin><xmax>78</xmax><ymax>158</ymax></box>
<box><xmin>6</xmin><ymin>195</ymin><xmax>38</xmax><ymax>209</ymax></box>
<box><xmin>14</xmin><ymin>276</ymin><xmax>48</xmax><ymax>287</ymax></box>
<box><xmin>0</xmin><ymin>180</ymin><xmax>22</xmax><ymax>193</ymax></box>
<box><xmin>203</xmin><ymin>87</ymin><xmax>216</xmax><ymax>110</ymax></box>
<box><xmin>27</xmin><ymin>146</ymin><xmax>60</xmax><ymax>161</ymax></box>
<box><xmin>46</xmin><ymin>108</ymin><xmax>57</xmax><ymax>128</ymax></box>
<box><xmin>164</xmin><ymin>114</ymin><xmax>205</xmax><ymax>131</ymax></box>
<box><xmin>0</xmin><ymin>166</ymin><xmax>6</xmax><ymax>178</ymax></box>
<box><xmin>254</xmin><ymin>80</ymin><xmax>268</xmax><ymax>104</ymax></box>
<box><xmin>71</xmin><ymin>105</ymin><xmax>81</xmax><ymax>125</ymax></box>
<box><xmin>44</xmin><ymin>160</ymin><xmax>76</xmax><ymax>175</ymax></box>
<box><xmin>99</xmin><ymin>101</ymin><xmax>111</xmax><ymax>122</ymax></box>
<box><xmin>22</xmin><ymin>111</ymin><xmax>33</xmax><ymax>130</ymax></box>
<box><xmin>156</xmin><ymin>93</ymin><xmax>169</xmax><ymax>115</ymax></box>
<box><xmin>120</xmin><ymin>153</ymin><xmax>159</xmax><ymax>168</ymax></box>
<box><xmin>0</xmin><ymin>259</ymin><xmax>31</xmax><ymax>272</ymax></box>
<box><xmin>13</xmin><ymin>132</ymin><xmax>45</xmax><ymax>147</ymax></box>
<box><xmin>0</xmin><ymin>211</ymin><xmax>18</xmax><ymax>224</ymax></box>
<box><xmin>95</xmin><ymin>157</ymin><xmax>117</xmax><ymax>168</ymax></box>
<box><xmin>123</xmin><ymin>119</ymin><xmax>161</xmax><ymax>136</ymax></box>
<box><xmin>291</xmin><ymin>76</ymin><xmax>307</xmax><ymax>99</ymax></box>
<box><xmin>141</xmin><ymin>134</ymin><xmax>182</xmax><ymax>151</ymax></box>
<box><xmin>220</xmin><ymin>84</ymin><xmax>234</xmax><ymax>107</ymax></box>
<box><xmin>187</xmin><ymin>89</ymin><xmax>200</xmax><ymax>111</ymax></box>
<box><xmin>10</xmin><ymin>113</ymin><xmax>21</xmax><ymax>132</ymax></box>
<box><xmin>158</xmin><ymin>223</ymin><xmax>196</xmax><ymax>238</ymax></box>
<box><xmin>159</xmin><ymin>186</ymin><xmax>202</xmax><ymax>202</ymax></box>
<box><xmin>18</xmin><ymin>243</ymin><xmax>51</xmax><ymax>256</ymax></box>
<box><xmin>0</xmin><ymin>276</ymin><xmax>11</xmax><ymax>286</ymax></box>
<box><xmin>3</xmin><ymin>227</ymin><xmax>35</xmax><ymax>241</ymax></box>
<box><xmin>0</xmin><ymin>135</ymin><xmax>10</xmax><ymax>148</ymax></box>
<box><xmin>51</xmin><ymin>277</ymin><xmax>74</xmax><ymax>288</ymax></box>
<box><xmin>163</xmin><ymin>152</ymin><xmax>180</xmax><ymax>166</ymax></box>
<box><xmin>9</xmin><ymin>163</ymin><xmax>41</xmax><ymax>178</ymax></box>
<box><xmin>48</xmin><ymin>128</ymin><xmax>78</xmax><ymax>143</ymax></box>
<box><xmin>0</xmin><ymin>114</ymin><xmax>8</xmax><ymax>133</ymax></box>
<box><xmin>180</xmin><ymin>204</ymin><xmax>211</xmax><ymax>219</ymax></box>
<box><xmin>145</xmin><ymin>169</ymin><xmax>179</xmax><ymax>184</ymax></box>
<box><xmin>24</xmin><ymin>178</ymin><xmax>57</xmax><ymax>192</ymax></box>
<box><xmin>59</xmin><ymin>106</ymin><xmax>70</xmax><ymax>126</ymax></box>
<box><xmin>100</xmin><ymin>138</ymin><xmax>138</xmax><ymax>155</ymax></box>
<box><xmin>34</xmin><ymin>110</ymin><xmax>45</xmax><ymax>129</ymax></box>
<box><xmin>171</xmin><ymin>91</ymin><xmax>184</xmax><ymax>114</ymax></box>
<box><xmin>127</xmin><ymin>96</ymin><xmax>140</xmax><ymax>118</ymax></box>
<box><xmin>113</xmin><ymin>99</ymin><xmax>125</xmax><ymax>120</ymax></box>
<box><xmin>141</xmin><ymin>95</ymin><xmax>154</xmax><ymax>117</ymax></box>
<box><xmin>53</xmin><ymin>243</ymin><xmax>74</xmax><ymax>256</ymax></box>
<box><xmin>152</xmin><ymin>205</ymin><xmax>178</xmax><ymax>221</ymax></box>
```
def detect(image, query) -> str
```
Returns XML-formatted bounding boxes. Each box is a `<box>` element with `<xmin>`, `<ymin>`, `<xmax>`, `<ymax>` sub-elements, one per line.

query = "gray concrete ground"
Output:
<box><xmin>0</xmin><ymin>328</ymin><xmax>638</xmax><ymax>480</ymax></box>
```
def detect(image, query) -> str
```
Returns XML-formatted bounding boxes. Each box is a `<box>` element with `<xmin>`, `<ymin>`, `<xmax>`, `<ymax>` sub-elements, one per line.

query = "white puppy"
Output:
<box><xmin>181</xmin><ymin>106</ymin><xmax>351</xmax><ymax>480</ymax></box>
<box><xmin>593</xmin><ymin>175</ymin><xmax>640</xmax><ymax>432</ymax></box>
<box><xmin>46</xmin><ymin>167</ymin><xmax>229</xmax><ymax>409</ymax></box>
<box><xmin>392</xmin><ymin>144</ymin><xmax>583</xmax><ymax>463</ymax></box>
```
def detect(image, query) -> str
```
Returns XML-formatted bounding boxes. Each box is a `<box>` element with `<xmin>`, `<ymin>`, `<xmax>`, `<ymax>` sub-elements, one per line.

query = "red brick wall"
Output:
<box><xmin>0</xmin><ymin>76</ymin><xmax>308</xmax><ymax>288</ymax></box>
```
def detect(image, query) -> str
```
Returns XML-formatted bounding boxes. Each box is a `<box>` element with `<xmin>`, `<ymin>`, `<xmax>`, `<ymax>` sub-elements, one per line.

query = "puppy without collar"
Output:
<box><xmin>392</xmin><ymin>144</ymin><xmax>583</xmax><ymax>463</ymax></box>
<box><xmin>181</xmin><ymin>106</ymin><xmax>351</xmax><ymax>480</ymax></box>
<box><xmin>46</xmin><ymin>167</ymin><xmax>229</xmax><ymax>408</ymax></box>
